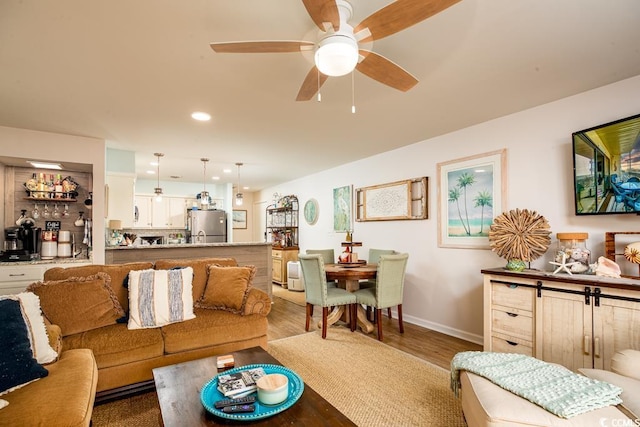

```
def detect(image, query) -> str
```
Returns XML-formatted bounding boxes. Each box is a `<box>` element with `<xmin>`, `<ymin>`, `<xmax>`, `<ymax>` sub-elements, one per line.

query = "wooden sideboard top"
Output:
<box><xmin>482</xmin><ymin>267</ymin><xmax>640</xmax><ymax>291</ymax></box>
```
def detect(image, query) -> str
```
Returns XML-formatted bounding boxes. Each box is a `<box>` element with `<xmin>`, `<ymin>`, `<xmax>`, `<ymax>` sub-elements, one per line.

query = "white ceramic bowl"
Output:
<box><xmin>256</xmin><ymin>373</ymin><xmax>288</xmax><ymax>406</ymax></box>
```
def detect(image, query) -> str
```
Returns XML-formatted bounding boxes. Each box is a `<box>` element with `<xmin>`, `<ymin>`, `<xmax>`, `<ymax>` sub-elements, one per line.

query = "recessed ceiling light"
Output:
<box><xmin>27</xmin><ymin>161</ymin><xmax>62</xmax><ymax>170</ymax></box>
<box><xmin>212</xmin><ymin>176</ymin><xmax>220</xmax><ymax>180</ymax></box>
<box><xmin>223</xmin><ymin>168</ymin><xmax>232</xmax><ymax>174</ymax></box>
<box><xmin>191</xmin><ymin>111</ymin><xmax>211</xmax><ymax>121</ymax></box>
<box><xmin>146</xmin><ymin>170</ymin><xmax>155</xmax><ymax>175</ymax></box>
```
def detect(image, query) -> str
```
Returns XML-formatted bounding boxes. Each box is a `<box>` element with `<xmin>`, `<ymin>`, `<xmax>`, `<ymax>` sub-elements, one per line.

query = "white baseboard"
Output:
<box><xmin>389</xmin><ymin>310</ymin><xmax>483</xmax><ymax>346</ymax></box>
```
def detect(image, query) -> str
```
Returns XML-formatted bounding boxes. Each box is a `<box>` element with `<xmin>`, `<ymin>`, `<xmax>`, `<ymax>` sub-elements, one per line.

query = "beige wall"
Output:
<box><xmin>0</xmin><ymin>126</ymin><xmax>106</xmax><ymax>263</ymax></box>
<box><xmin>257</xmin><ymin>75</ymin><xmax>640</xmax><ymax>344</ymax></box>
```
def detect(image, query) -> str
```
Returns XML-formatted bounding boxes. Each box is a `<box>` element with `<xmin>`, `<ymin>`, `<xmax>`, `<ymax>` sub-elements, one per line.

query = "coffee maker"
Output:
<box><xmin>2</xmin><ymin>224</ymin><xmax>41</xmax><ymax>261</ymax></box>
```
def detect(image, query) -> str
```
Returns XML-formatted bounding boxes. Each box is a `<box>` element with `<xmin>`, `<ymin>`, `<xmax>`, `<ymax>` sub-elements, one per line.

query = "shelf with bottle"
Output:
<box><xmin>23</xmin><ymin>173</ymin><xmax>79</xmax><ymax>201</ymax></box>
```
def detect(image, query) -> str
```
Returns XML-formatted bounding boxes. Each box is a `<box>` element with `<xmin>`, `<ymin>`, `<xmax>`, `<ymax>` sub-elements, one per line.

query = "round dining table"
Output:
<box><xmin>323</xmin><ymin>263</ymin><xmax>377</xmax><ymax>333</ymax></box>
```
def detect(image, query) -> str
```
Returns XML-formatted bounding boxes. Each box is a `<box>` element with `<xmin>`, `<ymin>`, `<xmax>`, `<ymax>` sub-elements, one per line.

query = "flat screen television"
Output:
<box><xmin>572</xmin><ymin>113</ymin><xmax>640</xmax><ymax>215</ymax></box>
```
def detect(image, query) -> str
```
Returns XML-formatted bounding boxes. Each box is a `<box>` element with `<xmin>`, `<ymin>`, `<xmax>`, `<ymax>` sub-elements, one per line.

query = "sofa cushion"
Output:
<box><xmin>0</xmin><ymin>349</ymin><xmax>97</xmax><ymax>427</ymax></box>
<box><xmin>0</xmin><ymin>292</ymin><xmax>58</xmax><ymax>364</ymax></box>
<box><xmin>161</xmin><ymin>308</ymin><xmax>267</xmax><ymax>354</ymax></box>
<box><xmin>127</xmin><ymin>268</ymin><xmax>195</xmax><ymax>329</ymax></box>
<box><xmin>196</xmin><ymin>265</ymin><xmax>256</xmax><ymax>313</ymax></box>
<box><xmin>63</xmin><ymin>323</ymin><xmax>164</xmax><ymax>369</ymax></box>
<box><xmin>580</xmin><ymin>368</ymin><xmax>640</xmax><ymax>419</ymax></box>
<box><xmin>0</xmin><ymin>298</ymin><xmax>49</xmax><ymax>396</ymax></box>
<box><xmin>154</xmin><ymin>258</ymin><xmax>238</xmax><ymax>301</ymax></box>
<box><xmin>43</xmin><ymin>262</ymin><xmax>154</xmax><ymax>313</ymax></box>
<box><xmin>27</xmin><ymin>273</ymin><xmax>125</xmax><ymax>336</ymax></box>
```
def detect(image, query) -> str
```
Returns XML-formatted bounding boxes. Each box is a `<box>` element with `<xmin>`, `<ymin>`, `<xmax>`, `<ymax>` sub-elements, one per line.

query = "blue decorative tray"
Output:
<box><xmin>200</xmin><ymin>363</ymin><xmax>304</xmax><ymax>421</ymax></box>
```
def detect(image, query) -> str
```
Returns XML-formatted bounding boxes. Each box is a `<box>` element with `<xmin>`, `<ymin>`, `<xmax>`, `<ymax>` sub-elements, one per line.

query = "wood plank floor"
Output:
<box><xmin>266</xmin><ymin>295</ymin><xmax>482</xmax><ymax>370</ymax></box>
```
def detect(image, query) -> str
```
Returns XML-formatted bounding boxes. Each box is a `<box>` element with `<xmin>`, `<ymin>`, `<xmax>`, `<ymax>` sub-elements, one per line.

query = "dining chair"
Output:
<box><xmin>298</xmin><ymin>254</ymin><xmax>356</xmax><ymax>339</ymax></box>
<box><xmin>353</xmin><ymin>253</ymin><xmax>409</xmax><ymax>341</ymax></box>
<box><xmin>306</xmin><ymin>249</ymin><xmax>337</xmax><ymax>287</ymax></box>
<box><xmin>360</xmin><ymin>249</ymin><xmax>396</xmax><ymax>289</ymax></box>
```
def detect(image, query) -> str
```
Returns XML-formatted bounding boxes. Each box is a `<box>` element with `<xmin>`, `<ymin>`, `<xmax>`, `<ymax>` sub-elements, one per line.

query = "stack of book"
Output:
<box><xmin>217</xmin><ymin>367</ymin><xmax>266</xmax><ymax>398</ymax></box>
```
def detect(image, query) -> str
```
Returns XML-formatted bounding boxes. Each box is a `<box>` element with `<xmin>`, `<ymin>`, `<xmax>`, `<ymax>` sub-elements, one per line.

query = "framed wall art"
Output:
<box><xmin>232</xmin><ymin>210</ymin><xmax>247</xmax><ymax>229</ymax></box>
<box><xmin>333</xmin><ymin>185</ymin><xmax>352</xmax><ymax>232</ymax></box>
<box><xmin>355</xmin><ymin>177</ymin><xmax>428</xmax><ymax>221</ymax></box>
<box><xmin>437</xmin><ymin>149</ymin><xmax>507</xmax><ymax>249</ymax></box>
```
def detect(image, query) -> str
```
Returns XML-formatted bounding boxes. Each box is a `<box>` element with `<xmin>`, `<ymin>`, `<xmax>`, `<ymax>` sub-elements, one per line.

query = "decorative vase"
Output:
<box><xmin>505</xmin><ymin>259</ymin><xmax>526</xmax><ymax>272</ymax></box>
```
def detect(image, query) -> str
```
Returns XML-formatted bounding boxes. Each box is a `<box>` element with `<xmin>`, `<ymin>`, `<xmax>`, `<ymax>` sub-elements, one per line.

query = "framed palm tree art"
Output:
<box><xmin>437</xmin><ymin>149</ymin><xmax>507</xmax><ymax>249</ymax></box>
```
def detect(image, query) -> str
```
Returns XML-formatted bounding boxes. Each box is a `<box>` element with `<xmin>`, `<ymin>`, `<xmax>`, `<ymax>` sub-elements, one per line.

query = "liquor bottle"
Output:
<box><xmin>37</xmin><ymin>173</ymin><xmax>46</xmax><ymax>198</ymax></box>
<box><xmin>54</xmin><ymin>174</ymin><xmax>63</xmax><ymax>198</ymax></box>
<box><xmin>48</xmin><ymin>174</ymin><xmax>55</xmax><ymax>198</ymax></box>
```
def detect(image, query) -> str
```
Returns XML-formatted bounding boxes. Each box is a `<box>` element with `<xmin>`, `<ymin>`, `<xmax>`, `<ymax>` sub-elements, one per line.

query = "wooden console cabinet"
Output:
<box><xmin>483</xmin><ymin>268</ymin><xmax>640</xmax><ymax>371</ymax></box>
<box><xmin>272</xmin><ymin>247</ymin><xmax>298</xmax><ymax>287</ymax></box>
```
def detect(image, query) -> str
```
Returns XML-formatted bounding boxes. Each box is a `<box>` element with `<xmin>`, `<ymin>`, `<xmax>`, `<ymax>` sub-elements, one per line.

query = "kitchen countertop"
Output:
<box><xmin>105</xmin><ymin>242</ymin><xmax>271</xmax><ymax>250</ymax></box>
<box><xmin>0</xmin><ymin>257</ymin><xmax>92</xmax><ymax>267</ymax></box>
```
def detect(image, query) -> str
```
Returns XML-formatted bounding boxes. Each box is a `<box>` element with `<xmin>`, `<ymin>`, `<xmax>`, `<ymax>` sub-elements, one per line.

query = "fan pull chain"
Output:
<box><xmin>351</xmin><ymin>71</ymin><xmax>356</xmax><ymax>114</ymax></box>
<box><xmin>317</xmin><ymin>67</ymin><xmax>322</xmax><ymax>102</ymax></box>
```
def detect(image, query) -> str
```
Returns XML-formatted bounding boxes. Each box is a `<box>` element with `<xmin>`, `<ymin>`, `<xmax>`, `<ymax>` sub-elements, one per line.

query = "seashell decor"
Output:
<box><xmin>624</xmin><ymin>242</ymin><xmax>640</xmax><ymax>264</ymax></box>
<box><xmin>595</xmin><ymin>256</ymin><xmax>622</xmax><ymax>278</ymax></box>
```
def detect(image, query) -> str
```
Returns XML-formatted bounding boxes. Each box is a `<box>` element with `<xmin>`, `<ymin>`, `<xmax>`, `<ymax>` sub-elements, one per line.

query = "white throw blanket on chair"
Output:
<box><xmin>451</xmin><ymin>351</ymin><xmax>623</xmax><ymax>419</ymax></box>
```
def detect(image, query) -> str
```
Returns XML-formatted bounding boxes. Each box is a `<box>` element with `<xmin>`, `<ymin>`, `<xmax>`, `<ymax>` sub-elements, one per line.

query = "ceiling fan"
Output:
<box><xmin>210</xmin><ymin>0</ymin><xmax>461</xmax><ymax>101</ymax></box>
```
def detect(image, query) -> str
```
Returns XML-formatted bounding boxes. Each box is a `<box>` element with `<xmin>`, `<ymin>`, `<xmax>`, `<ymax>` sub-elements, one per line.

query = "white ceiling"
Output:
<box><xmin>1</xmin><ymin>0</ymin><xmax>640</xmax><ymax>191</ymax></box>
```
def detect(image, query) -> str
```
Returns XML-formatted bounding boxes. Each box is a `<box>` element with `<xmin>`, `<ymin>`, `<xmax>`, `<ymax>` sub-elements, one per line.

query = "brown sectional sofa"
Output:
<box><xmin>41</xmin><ymin>257</ymin><xmax>271</xmax><ymax>396</ymax></box>
<box><xmin>0</xmin><ymin>320</ymin><xmax>98</xmax><ymax>427</ymax></box>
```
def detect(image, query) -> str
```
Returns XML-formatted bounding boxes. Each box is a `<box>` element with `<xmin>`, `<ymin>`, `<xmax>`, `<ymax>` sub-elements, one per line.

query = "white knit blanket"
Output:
<box><xmin>451</xmin><ymin>351</ymin><xmax>623</xmax><ymax>419</ymax></box>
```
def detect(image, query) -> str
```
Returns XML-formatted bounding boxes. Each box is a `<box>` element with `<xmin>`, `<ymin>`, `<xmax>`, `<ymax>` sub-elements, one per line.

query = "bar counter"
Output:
<box><xmin>105</xmin><ymin>242</ymin><xmax>273</xmax><ymax>297</ymax></box>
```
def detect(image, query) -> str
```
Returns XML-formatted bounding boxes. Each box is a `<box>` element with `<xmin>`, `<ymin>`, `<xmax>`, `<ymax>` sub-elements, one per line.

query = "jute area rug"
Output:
<box><xmin>92</xmin><ymin>328</ymin><xmax>464</xmax><ymax>426</ymax></box>
<box><xmin>272</xmin><ymin>283</ymin><xmax>306</xmax><ymax>306</ymax></box>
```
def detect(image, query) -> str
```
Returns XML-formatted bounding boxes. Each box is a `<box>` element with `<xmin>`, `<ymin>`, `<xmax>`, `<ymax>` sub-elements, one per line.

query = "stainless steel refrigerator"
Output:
<box><xmin>187</xmin><ymin>209</ymin><xmax>227</xmax><ymax>243</ymax></box>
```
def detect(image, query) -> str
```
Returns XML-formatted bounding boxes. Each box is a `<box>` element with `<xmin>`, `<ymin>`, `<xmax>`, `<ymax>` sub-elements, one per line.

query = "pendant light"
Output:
<box><xmin>153</xmin><ymin>153</ymin><xmax>164</xmax><ymax>202</ymax></box>
<box><xmin>235</xmin><ymin>162</ymin><xmax>243</xmax><ymax>206</ymax></box>
<box><xmin>199</xmin><ymin>158</ymin><xmax>210</xmax><ymax>208</ymax></box>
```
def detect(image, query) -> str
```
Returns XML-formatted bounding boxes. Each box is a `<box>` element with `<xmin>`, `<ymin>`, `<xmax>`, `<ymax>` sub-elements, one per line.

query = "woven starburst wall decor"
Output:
<box><xmin>488</xmin><ymin>208</ymin><xmax>552</xmax><ymax>262</ymax></box>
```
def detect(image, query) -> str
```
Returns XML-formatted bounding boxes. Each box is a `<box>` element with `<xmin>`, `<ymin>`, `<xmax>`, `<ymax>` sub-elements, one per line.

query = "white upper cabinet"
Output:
<box><xmin>134</xmin><ymin>195</ymin><xmax>187</xmax><ymax>228</ymax></box>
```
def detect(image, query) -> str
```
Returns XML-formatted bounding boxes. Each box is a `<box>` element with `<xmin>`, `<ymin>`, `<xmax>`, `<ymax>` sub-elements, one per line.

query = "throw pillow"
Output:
<box><xmin>127</xmin><ymin>267</ymin><xmax>195</xmax><ymax>329</ymax></box>
<box><xmin>26</xmin><ymin>273</ymin><xmax>125</xmax><ymax>337</ymax></box>
<box><xmin>196</xmin><ymin>265</ymin><xmax>256</xmax><ymax>314</ymax></box>
<box><xmin>0</xmin><ymin>293</ymin><xmax>58</xmax><ymax>364</ymax></box>
<box><xmin>0</xmin><ymin>298</ymin><xmax>48</xmax><ymax>396</ymax></box>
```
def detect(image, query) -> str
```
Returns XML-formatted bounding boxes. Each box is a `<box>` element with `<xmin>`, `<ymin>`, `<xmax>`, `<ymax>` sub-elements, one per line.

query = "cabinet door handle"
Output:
<box><xmin>9</xmin><ymin>273</ymin><xmax>26</xmax><ymax>277</ymax></box>
<box><xmin>506</xmin><ymin>312</ymin><xmax>518</xmax><ymax>317</ymax></box>
<box><xmin>594</xmin><ymin>337</ymin><xmax>600</xmax><ymax>358</ymax></box>
<box><xmin>584</xmin><ymin>335</ymin><xmax>590</xmax><ymax>355</ymax></box>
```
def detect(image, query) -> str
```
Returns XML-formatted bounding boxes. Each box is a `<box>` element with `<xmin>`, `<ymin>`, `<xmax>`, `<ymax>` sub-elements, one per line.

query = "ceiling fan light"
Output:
<box><xmin>314</xmin><ymin>35</ymin><xmax>358</xmax><ymax>77</ymax></box>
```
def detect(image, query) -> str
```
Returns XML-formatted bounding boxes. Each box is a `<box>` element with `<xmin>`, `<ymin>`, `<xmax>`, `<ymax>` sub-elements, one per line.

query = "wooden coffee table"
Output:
<box><xmin>153</xmin><ymin>346</ymin><xmax>355</xmax><ymax>426</ymax></box>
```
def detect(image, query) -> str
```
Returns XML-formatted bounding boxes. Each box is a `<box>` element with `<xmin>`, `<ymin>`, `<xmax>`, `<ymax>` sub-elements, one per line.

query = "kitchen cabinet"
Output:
<box><xmin>106</xmin><ymin>173</ymin><xmax>135</xmax><ymax>228</ymax></box>
<box><xmin>135</xmin><ymin>195</ymin><xmax>187</xmax><ymax>228</ymax></box>
<box><xmin>483</xmin><ymin>268</ymin><xmax>640</xmax><ymax>371</ymax></box>
<box><xmin>272</xmin><ymin>247</ymin><xmax>298</xmax><ymax>287</ymax></box>
<box><xmin>134</xmin><ymin>195</ymin><xmax>153</xmax><ymax>227</ymax></box>
<box><xmin>166</xmin><ymin>197</ymin><xmax>187</xmax><ymax>228</ymax></box>
<box><xmin>0</xmin><ymin>261</ymin><xmax>91</xmax><ymax>296</ymax></box>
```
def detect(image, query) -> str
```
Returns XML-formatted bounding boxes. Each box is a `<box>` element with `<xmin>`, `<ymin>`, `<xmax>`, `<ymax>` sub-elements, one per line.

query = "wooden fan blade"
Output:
<box><xmin>302</xmin><ymin>0</ymin><xmax>340</xmax><ymax>32</ymax></box>
<box><xmin>296</xmin><ymin>66</ymin><xmax>329</xmax><ymax>101</ymax></box>
<box><xmin>210</xmin><ymin>41</ymin><xmax>314</xmax><ymax>53</ymax></box>
<box><xmin>354</xmin><ymin>0</ymin><xmax>461</xmax><ymax>43</ymax></box>
<box><xmin>356</xmin><ymin>50</ymin><xmax>418</xmax><ymax>92</ymax></box>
